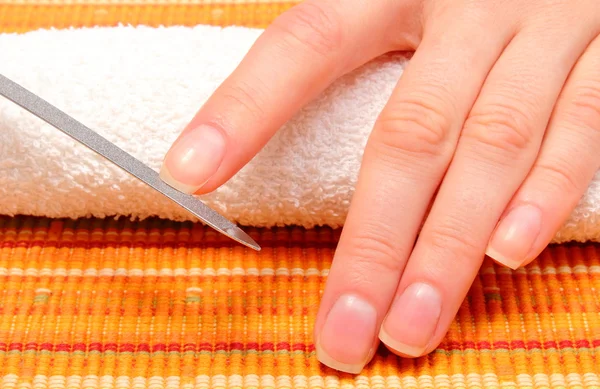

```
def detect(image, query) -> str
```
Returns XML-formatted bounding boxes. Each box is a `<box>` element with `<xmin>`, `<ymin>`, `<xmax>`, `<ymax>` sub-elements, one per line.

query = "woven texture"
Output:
<box><xmin>0</xmin><ymin>1</ymin><xmax>298</xmax><ymax>33</ymax></box>
<box><xmin>0</xmin><ymin>216</ymin><xmax>599</xmax><ymax>389</ymax></box>
<box><xmin>1</xmin><ymin>1</ymin><xmax>600</xmax><ymax>388</ymax></box>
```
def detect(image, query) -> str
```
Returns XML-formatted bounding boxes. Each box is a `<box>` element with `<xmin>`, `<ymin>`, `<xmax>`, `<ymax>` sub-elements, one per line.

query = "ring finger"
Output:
<box><xmin>487</xmin><ymin>33</ymin><xmax>600</xmax><ymax>269</ymax></box>
<box><xmin>379</xmin><ymin>20</ymin><xmax>597</xmax><ymax>356</ymax></box>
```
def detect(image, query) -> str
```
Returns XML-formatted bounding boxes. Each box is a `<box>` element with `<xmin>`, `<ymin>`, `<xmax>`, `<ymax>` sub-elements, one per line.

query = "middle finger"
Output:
<box><xmin>314</xmin><ymin>8</ymin><xmax>511</xmax><ymax>373</ymax></box>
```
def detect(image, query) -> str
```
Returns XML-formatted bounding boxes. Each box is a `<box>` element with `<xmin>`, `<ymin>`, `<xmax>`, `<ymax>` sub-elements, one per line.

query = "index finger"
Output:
<box><xmin>159</xmin><ymin>0</ymin><xmax>413</xmax><ymax>194</ymax></box>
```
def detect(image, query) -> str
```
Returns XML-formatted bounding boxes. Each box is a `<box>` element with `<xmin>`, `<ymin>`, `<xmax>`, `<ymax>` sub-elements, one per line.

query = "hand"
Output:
<box><xmin>159</xmin><ymin>0</ymin><xmax>600</xmax><ymax>374</ymax></box>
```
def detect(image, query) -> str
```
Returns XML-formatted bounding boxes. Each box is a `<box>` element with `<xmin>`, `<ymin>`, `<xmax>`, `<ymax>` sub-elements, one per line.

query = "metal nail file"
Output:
<box><xmin>0</xmin><ymin>74</ymin><xmax>260</xmax><ymax>251</ymax></box>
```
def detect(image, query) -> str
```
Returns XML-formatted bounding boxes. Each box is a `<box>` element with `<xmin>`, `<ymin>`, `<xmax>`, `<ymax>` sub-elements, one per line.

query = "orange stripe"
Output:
<box><xmin>0</xmin><ymin>2</ymin><xmax>299</xmax><ymax>33</ymax></box>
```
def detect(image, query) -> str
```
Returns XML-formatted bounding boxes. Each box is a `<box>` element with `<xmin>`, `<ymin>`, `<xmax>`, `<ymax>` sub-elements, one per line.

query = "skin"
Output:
<box><xmin>159</xmin><ymin>0</ymin><xmax>600</xmax><ymax>374</ymax></box>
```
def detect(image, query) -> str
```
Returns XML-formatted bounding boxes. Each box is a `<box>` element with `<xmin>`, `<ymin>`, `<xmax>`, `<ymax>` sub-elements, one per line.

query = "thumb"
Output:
<box><xmin>159</xmin><ymin>0</ymin><xmax>419</xmax><ymax>194</ymax></box>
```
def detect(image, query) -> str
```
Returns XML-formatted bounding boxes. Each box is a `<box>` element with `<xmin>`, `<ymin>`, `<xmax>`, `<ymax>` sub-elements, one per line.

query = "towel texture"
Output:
<box><xmin>1</xmin><ymin>25</ymin><xmax>599</xmax><ymax>244</ymax></box>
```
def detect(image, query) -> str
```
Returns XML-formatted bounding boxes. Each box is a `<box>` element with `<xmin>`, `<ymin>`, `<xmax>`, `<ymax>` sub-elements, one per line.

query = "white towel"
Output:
<box><xmin>1</xmin><ymin>25</ymin><xmax>599</xmax><ymax>244</ymax></box>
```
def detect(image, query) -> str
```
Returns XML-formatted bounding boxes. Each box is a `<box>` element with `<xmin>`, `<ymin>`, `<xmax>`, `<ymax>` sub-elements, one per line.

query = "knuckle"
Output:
<box><xmin>565</xmin><ymin>81</ymin><xmax>600</xmax><ymax>130</ymax></box>
<box><xmin>464</xmin><ymin>102</ymin><xmax>536</xmax><ymax>154</ymax></box>
<box><xmin>533</xmin><ymin>160</ymin><xmax>583</xmax><ymax>194</ymax></box>
<box><xmin>345</xmin><ymin>227</ymin><xmax>403</xmax><ymax>276</ymax></box>
<box><xmin>217</xmin><ymin>81</ymin><xmax>266</xmax><ymax>122</ymax></box>
<box><xmin>272</xmin><ymin>1</ymin><xmax>344</xmax><ymax>56</ymax></box>
<box><xmin>425</xmin><ymin>222</ymin><xmax>481</xmax><ymax>267</ymax></box>
<box><xmin>374</xmin><ymin>94</ymin><xmax>453</xmax><ymax>158</ymax></box>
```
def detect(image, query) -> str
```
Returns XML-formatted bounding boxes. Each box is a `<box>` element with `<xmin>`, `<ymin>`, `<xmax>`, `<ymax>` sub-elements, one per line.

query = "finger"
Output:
<box><xmin>378</xmin><ymin>24</ymin><xmax>597</xmax><ymax>357</ymax></box>
<box><xmin>487</xmin><ymin>34</ymin><xmax>600</xmax><ymax>269</ymax></box>
<box><xmin>159</xmin><ymin>0</ymin><xmax>418</xmax><ymax>194</ymax></box>
<box><xmin>313</xmin><ymin>11</ymin><xmax>511</xmax><ymax>373</ymax></box>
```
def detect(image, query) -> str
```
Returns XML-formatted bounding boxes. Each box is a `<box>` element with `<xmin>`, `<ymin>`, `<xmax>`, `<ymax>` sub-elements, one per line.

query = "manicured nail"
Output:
<box><xmin>316</xmin><ymin>294</ymin><xmax>377</xmax><ymax>374</ymax></box>
<box><xmin>160</xmin><ymin>125</ymin><xmax>226</xmax><ymax>194</ymax></box>
<box><xmin>379</xmin><ymin>283</ymin><xmax>441</xmax><ymax>357</ymax></box>
<box><xmin>486</xmin><ymin>204</ymin><xmax>542</xmax><ymax>269</ymax></box>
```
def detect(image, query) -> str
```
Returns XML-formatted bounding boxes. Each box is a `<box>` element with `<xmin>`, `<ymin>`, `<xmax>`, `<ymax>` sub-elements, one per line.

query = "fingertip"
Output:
<box><xmin>484</xmin><ymin>204</ymin><xmax>543</xmax><ymax>270</ymax></box>
<box><xmin>159</xmin><ymin>124</ymin><xmax>227</xmax><ymax>194</ymax></box>
<box><xmin>315</xmin><ymin>342</ymin><xmax>367</xmax><ymax>375</ymax></box>
<box><xmin>314</xmin><ymin>294</ymin><xmax>378</xmax><ymax>374</ymax></box>
<box><xmin>376</xmin><ymin>282</ymin><xmax>441</xmax><ymax>359</ymax></box>
<box><xmin>378</xmin><ymin>328</ymin><xmax>426</xmax><ymax>358</ymax></box>
<box><xmin>159</xmin><ymin>163</ymin><xmax>205</xmax><ymax>194</ymax></box>
<box><xmin>485</xmin><ymin>246</ymin><xmax>523</xmax><ymax>270</ymax></box>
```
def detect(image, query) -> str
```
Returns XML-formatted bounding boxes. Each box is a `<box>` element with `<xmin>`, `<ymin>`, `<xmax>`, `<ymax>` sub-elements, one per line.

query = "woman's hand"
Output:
<box><xmin>159</xmin><ymin>0</ymin><xmax>600</xmax><ymax>374</ymax></box>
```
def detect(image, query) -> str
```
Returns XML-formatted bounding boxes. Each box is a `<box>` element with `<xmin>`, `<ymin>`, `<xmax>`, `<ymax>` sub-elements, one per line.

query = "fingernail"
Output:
<box><xmin>486</xmin><ymin>204</ymin><xmax>542</xmax><ymax>269</ymax></box>
<box><xmin>316</xmin><ymin>294</ymin><xmax>377</xmax><ymax>374</ymax></box>
<box><xmin>379</xmin><ymin>283</ymin><xmax>441</xmax><ymax>357</ymax></box>
<box><xmin>160</xmin><ymin>125</ymin><xmax>226</xmax><ymax>194</ymax></box>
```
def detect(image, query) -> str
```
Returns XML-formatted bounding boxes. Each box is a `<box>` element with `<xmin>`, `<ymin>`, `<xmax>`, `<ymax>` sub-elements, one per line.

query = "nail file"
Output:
<box><xmin>0</xmin><ymin>74</ymin><xmax>260</xmax><ymax>251</ymax></box>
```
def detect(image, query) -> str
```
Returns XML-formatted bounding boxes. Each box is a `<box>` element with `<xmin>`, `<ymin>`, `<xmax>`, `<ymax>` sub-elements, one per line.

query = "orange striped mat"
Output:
<box><xmin>1</xmin><ymin>1</ymin><xmax>600</xmax><ymax>388</ymax></box>
<box><xmin>0</xmin><ymin>216</ymin><xmax>599</xmax><ymax>388</ymax></box>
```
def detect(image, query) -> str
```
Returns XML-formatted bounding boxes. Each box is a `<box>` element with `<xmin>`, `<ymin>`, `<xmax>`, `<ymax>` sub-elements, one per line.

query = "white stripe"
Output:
<box><xmin>226</xmin><ymin>374</ymin><xmax>242</xmax><ymax>388</ymax></box>
<box><xmin>132</xmin><ymin>376</ymin><xmax>147</xmax><ymax>389</ymax></box>
<box><xmin>401</xmin><ymin>376</ymin><xmax>418</xmax><ymax>389</ymax></box>
<box><xmin>261</xmin><ymin>374</ymin><xmax>276</xmax><ymax>389</ymax></box>
<box><xmin>515</xmin><ymin>373</ymin><xmax>532</xmax><ymax>387</ymax></box>
<box><xmin>148</xmin><ymin>375</ymin><xmax>165</xmax><ymax>389</ymax></box>
<box><xmin>4</xmin><ymin>372</ymin><xmax>600</xmax><ymax>389</ymax></box>
<box><xmin>385</xmin><ymin>375</ymin><xmax>401</xmax><ymax>389</ymax></box>
<box><xmin>465</xmin><ymin>373</ymin><xmax>482</xmax><ymax>388</ymax></box>
<box><xmin>33</xmin><ymin>374</ymin><xmax>49</xmax><ymax>388</ymax></box>
<box><xmin>566</xmin><ymin>373</ymin><xmax>584</xmax><ymax>387</ymax></box>
<box><xmin>116</xmin><ymin>376</ymin><xmax>132</xmax><ymax>388</ymax></box>
<box><xmin>260</xmin><ymin>269</ymin><xmax>275</xmax><ymax>276</ymax></box>
<box><xmin>100</xmin><ymin>375</ymin><xmax>115</xmax><ymax>388</ymax></box>
<box><xmin>584</xmin><ymin>372</ymin><xmax>600</xmax><ymax>387</ymax></box>
<box><xmin>433</xmin><ymin>374</ymin><xmax>452</xmax><ymax>388</ymax></box>
<box><xmin>324</xmin><ymin>375</ymin><xmax>340</xmax><ymax>389</ymax></box>
<box><xmin>417</xmin><ymin>375</ymin><xmax>434</xmax><ymax>389</ymax></box>
<box><xmin>81</xmin><ymin>375</ymin><xmax>98</xmax><ymax>388</ymax></box>
<box><xmin>308</xmin><ymin>375</ymin><xmax>325</xmax><ymax>389</ymax></box>
<box><xmin>2</xmin><ymin>262</ymin><xmax>586</xmax><ymax>278</ymax></box>
<box><xmin>244</xmin><ymin>374</ymin><xmax>260</xmax><ymax>388</ymax></box>
<box><xmin>0</xmin><ymin>266</ymin><xmax>330</xmax><ymax>278</ymax></box>
<box><xmin>2</xmin><ymin>374</ymin><xmax>18</xmax><ymax>387</ymax></box>
<box><xmin>365</xmin><ymin>375</ymin><xmax>384</xmax><ymax>389</ymax></box>
<box><xmin>0</xmin><ymin>266</ymin><xmax>332</xmax><ymax>278</ymax></box>
<box><xmin>231</xmin><ymin>268</ymin><xmax>245</xmax><ymax>276</ymax></box>
<box><xmin>482</xmin><ymin>373</ymin><xmax>499</xmax><ymax>388</ymax></box>
<box><xmin>48</xmin><ymin>375</ymin><xmax>66</xmax><ymax>388</ymax></box>
<box><xmin>449</xmin><ymin>374</ymin><xmax>466</xmax><ymax>389</ymax></box>
<box><xmin>527</xmin><ymin>267</ymin><xmax>542</xmax><ymax>275</ymax></box>
<box><xmin>532</xmin><ymin>373</ymin><xmax>549</xmax><ymax>388</ymax></box>
<box><xmin>167</xmin><ymin>376</ymin><xmax>181</xmax><ymax>389</ymax></box>
<box><xmin>550</xmin><ymin>373</ymin><xmax>566</xmax><ymax>387</ymax></box>
<box><xmin>246</xmin><ymin>268</ymin><xmax>260</xmax><ymax>276</ymax></box>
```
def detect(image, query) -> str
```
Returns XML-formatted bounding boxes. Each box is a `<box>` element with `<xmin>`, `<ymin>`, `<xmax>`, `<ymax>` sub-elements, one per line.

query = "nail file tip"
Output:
<box><xmin>226</xmin><ymin>226</ymin><xmax>261</xmax><ymax>251</ymax></box>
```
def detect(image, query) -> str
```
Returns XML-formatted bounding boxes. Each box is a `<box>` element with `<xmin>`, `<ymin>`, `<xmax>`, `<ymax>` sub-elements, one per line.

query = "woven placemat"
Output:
<box><xmin>0</xmin><ymin>216</ymin><xmax>599</xmax><ymax>388</ymax></box>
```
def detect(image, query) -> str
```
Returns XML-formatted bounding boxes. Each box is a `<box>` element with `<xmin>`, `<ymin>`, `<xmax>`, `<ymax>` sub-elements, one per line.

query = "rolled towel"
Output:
<box><xmin>1</xmin><ymin>25</ymin><xmax>599</xmax><ymax>244</ymax></box>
